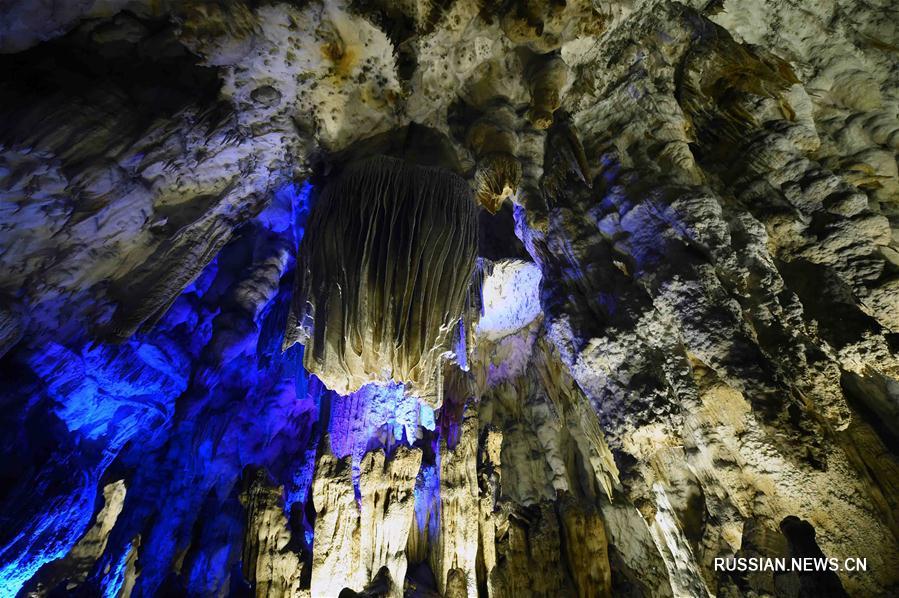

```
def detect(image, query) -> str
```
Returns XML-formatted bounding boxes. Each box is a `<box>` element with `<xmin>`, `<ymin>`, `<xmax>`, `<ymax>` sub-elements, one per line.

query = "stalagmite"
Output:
<box><xmin>359</xmin><ymin>447</ymin><xmax>423</xmax><ymax>598</ymax></box>
<box><xmin>311</xmin><ymin>447</ymin><xmax>364</xmax><ymax>596</ymax></box>
<box><xmin>1</xmin><ymin>0</ymin><xmax>898</xmax><ymax>595</ymax></box>
<box><xmin>432</xmin><ymin>408</ymin><xmax>480</xmax><ymax>597</ymax></box>
<box><xmin>240</xmin><ymin>469</ymin><xmax>305</xmax><ymax>598</ymax></box>
<box><xmin>311</xmin><ymin>440</ymin><xmax>422</xmax><ymax>596</ymax></box>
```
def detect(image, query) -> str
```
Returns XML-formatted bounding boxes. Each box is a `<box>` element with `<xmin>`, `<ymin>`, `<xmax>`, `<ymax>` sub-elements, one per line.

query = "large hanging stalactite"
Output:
<box><xmin>285</xmin><ymin>155</ymin><xmax>479</xmax><ymax>404</ymax></box>
<box><xmin>2</xmin><ymin>0</ymin><xmax>899</xmax><ymax>596</ymax></box>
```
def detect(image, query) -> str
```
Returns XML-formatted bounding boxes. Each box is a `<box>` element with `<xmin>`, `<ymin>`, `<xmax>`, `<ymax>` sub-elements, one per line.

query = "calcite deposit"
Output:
<box><xmin>1</xmin><ymin>0</ymin><xmax>898</xmax><ymax>596</ymax></box>
<box><xmin>285</xmin><ymin>155</ymin><xmax>479</xmax><ymax>401</ymax></box>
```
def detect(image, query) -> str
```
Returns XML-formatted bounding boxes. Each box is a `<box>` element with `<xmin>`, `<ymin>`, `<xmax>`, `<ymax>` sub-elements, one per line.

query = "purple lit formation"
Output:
<box><xmin>0</xmin><ymin>182</ymin><xmax>458</xmax><ymax>596</ymax></box>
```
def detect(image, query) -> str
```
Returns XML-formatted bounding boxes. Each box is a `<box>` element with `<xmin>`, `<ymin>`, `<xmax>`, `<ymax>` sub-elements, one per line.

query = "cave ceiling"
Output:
<box><xmin>1</xmin><ymin>0</ymin><xmax>898</xmax><ymax>596</ymax></box>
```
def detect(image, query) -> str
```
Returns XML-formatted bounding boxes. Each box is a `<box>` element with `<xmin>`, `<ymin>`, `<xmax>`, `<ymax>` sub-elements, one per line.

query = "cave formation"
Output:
<box><xmin>1</xmin><ymin>0</ymin><xmax>898</xmax><ymax>597</ymax></box>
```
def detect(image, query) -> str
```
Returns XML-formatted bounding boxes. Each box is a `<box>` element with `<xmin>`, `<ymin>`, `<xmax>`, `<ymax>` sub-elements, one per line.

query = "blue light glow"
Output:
<box><xmin>0</xmin><ymin>178</ymin><xmax>455</xmax><ymax>596</ymax></box>
<box><xmin>0</xmin><ymin>470</ymin><xmax>97</xmax><ymax>597</ymax></box>
<box><xmin>454</xmin><ymin>319</ymin><xmax>469</xmax><ymax>371</ymax></box>
<box><xmin>101</xmin><ymin>542</ymin><xmax>131</xmax><ymax>598</ymax></box>
<box><xmin>413</xmin><ymin>463</ymin><xmax>441</xmax><ymax>540</ymax></box>
<box><xmin>327</xmin><ymin>381</ymin><xmax>436</xmax><ymax>494</ymax></box>
<box><xmin>32</xmin><ymin>340</ymin><xmax>187</xmax><ymax>440</ymax></box>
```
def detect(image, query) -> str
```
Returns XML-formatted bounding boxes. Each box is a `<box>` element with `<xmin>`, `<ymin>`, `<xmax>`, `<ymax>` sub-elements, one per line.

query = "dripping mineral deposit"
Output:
<box><xmin>1</xmin><ymin>0</ymin><xmax>898</xmax><ymax>597</ymax></box>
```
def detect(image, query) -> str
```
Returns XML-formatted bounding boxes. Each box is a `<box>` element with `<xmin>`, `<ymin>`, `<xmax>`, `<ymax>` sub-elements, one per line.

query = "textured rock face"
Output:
<box><xmin>286</xmin><ymin>155</ymin><xmax>479</xmax><ymax>402</ymax></box>
<box><xmin>1</xmin><ymin>0</ymin><xmax>898</xmax><ymax>597</ymax></box>
<box><xmin>240</xmin><ymin>469</ymin><xmax>305</xmax><ymax>598</ymax></box>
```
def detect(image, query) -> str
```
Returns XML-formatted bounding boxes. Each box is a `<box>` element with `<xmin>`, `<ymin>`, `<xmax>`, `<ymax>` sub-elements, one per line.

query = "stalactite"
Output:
<box><xmin>465</xmin><ymin>104</ymin><xmax>522</xmax><ymax>214</ymax></box>
<box><xmin>1</xmin><ymin>0</ymin><xmax>898</xmax><ymax>596</ymax></box>
<box><xmin>525</xmin><ymin>54</ymin><xmax>568</xmax><ymax>130</ymax></box>
<box><xmin>286</xmin><ymin>155</ymin><xmax>479</xmax><ymax>403</ymax></box>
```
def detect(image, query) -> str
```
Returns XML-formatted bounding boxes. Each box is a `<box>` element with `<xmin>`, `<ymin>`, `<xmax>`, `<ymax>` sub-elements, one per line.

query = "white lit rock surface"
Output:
<box><xmin>0</xmin><ymin>0</ymin><xmax>898</xmax><ymax>596</ymax></box>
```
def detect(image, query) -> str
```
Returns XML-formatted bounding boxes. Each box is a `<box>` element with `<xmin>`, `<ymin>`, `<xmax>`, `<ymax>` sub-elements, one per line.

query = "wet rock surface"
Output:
<box><xmin>0</xmin><ymin>0</ymin><xmax>898</xmax><ymax>596</ymax></box>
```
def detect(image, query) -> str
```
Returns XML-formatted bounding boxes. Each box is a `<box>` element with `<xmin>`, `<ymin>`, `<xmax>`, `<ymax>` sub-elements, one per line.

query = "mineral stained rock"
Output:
<box><xmin>285</xmin><ymin>155</ymin><xmax>479</xmax><ymax>403</ymax></box>
<box><xmin>1</xmin><ymin>0</ymin><xmax>898</xmax><ymax>596</ymax></box>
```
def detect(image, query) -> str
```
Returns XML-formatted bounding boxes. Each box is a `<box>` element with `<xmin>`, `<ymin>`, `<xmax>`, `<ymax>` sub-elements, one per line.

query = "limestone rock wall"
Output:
<box><xmin>0</xmin><ymin>0</ymin><xmax>897</xmax><ymax>596</ymax></box>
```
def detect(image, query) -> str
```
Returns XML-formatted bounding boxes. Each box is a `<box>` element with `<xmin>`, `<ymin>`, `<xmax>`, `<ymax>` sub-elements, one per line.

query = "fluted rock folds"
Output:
<box><xmin>287</xmin><ymin>156</ymin><xmax>479</xmax><ymax>403</ymax></box>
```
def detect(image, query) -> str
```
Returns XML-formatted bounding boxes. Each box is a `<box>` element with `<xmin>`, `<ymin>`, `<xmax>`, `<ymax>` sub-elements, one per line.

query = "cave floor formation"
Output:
<box><xmin>1</xmin><ymin>0</ymin><xmax>899</xmax><ymax>596</ymax></box>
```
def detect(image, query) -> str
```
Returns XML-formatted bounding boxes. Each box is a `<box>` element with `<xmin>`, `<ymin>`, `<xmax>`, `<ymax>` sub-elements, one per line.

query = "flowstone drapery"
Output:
<box><xmin>1</xmin><ymin>0</ymin><xmax>898</xmax><ymax>596</ymax></box>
